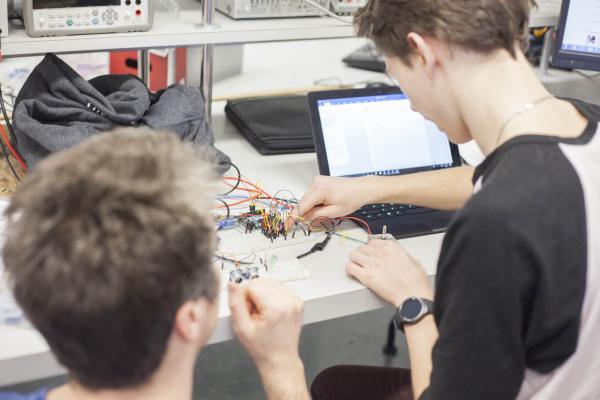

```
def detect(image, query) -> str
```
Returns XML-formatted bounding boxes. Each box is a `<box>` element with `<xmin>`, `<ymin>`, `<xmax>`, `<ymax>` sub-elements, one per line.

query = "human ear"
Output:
<box><xmin>173</xmin><ymin>299</ymin><xmax>213</xmax><ymax>342</ymax></box>
<box><xmin>406</xmin><ymin>32</ymin><xmax>438</xmax><ymax>76</ymax></box>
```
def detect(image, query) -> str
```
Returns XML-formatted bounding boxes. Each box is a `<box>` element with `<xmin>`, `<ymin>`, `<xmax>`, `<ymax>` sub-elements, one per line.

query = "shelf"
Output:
<box><xmin>2</xmin><ymin>2</ymin><xmax>354</xmax><ymax>57</ymax></box>
<box><xmin>2</xmin><ymin>0</ymin><xmax>559</xmax><ymax>58</ymax></box>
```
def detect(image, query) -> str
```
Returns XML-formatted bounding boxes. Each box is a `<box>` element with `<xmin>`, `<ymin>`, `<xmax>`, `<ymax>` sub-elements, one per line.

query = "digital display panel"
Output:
<box><xmin>33</xmin><ymin>0</ymin><xmax>120</xmax><ymax>9</ymax></box>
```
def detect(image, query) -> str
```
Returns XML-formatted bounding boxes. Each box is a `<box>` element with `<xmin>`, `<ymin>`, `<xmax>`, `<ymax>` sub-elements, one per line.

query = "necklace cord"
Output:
<box><xmin>496</xmin><ymin>94</ymin><xmax>555</xmax><ymax>146</ymax></box>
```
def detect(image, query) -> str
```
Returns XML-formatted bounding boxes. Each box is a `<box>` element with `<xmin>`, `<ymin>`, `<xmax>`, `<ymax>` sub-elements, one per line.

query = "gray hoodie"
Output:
<box><xmin>13</xmin><ymin>53</ymin><xmax>230</xmax><ymax>172</ymax></box>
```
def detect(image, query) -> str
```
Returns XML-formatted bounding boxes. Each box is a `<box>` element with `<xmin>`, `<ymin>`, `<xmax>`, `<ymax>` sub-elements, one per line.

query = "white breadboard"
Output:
<box><xmin>218</xmin><ymin>257</ymin><xmax>311</xmax><ymax>291</ymax></box>
<box><xmin>217</xmin><ymin>229</ymin><xmax>317</xmax><ymax>256</ymax></box>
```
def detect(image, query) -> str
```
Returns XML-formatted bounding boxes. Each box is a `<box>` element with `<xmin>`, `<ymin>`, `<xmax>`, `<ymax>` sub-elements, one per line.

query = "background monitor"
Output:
<box><xmin>552</xmin><ymin>0</ymin><xmax>600</xmax><ymax>71</ymax></box>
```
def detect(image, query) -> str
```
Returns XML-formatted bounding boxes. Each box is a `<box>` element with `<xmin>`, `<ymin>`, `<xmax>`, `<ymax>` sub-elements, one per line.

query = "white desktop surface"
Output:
<box><xmin>0</xmin><ymin>38</ymin><xmax>446</xmax><ymax>386</ymax></box>
<box><xmin>4</xmin><ymin>21</ymin><xmax>593</xmax><ymax>385</ymax></box>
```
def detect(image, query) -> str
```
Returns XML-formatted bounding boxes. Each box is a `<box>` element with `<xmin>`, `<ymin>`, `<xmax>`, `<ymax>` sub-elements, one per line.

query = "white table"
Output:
<box><xmin>4</xmin><ymin>34</ymin><xmax>545</xmax><ymax>386</ymax></box>
<box><xmin>5</xmin><ymin>30</ymin><xmax>591</xmax><ymax>386</ymax></box>
<box><xmin>0</xmin><ymin>99</ymin><xmax>445</xmax><ymax>388</ymax></box>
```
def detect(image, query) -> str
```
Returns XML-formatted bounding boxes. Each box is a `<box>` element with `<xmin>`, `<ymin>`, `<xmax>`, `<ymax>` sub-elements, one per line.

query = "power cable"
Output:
<box><xmin>219</xmin><ymin>161</ymin><xmax>241</xmax><ymax>196</ymax></box>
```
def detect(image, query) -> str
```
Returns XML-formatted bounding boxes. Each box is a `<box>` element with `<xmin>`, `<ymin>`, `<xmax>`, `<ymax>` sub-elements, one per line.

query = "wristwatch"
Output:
<box><xmin>393</xmin><ymin>297</ymin><xmax>434</xmax><ymax>331</ymax></box>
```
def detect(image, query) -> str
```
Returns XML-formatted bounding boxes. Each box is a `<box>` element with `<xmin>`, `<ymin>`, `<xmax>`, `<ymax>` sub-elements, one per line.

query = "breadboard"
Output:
<box><xmin>218</xmin><ymin>257</ymin><xmax>311</xmax><ymax>291</ymax></box>
<box><xmin>217</xmin><ymin>229</ymin><xmax>317</xmax><ymax>256</ymax></box>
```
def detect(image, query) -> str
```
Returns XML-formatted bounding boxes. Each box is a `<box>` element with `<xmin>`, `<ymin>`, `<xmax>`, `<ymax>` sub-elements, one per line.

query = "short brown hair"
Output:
<box><xmin>355</xmin><ymin>0</ymin><xmax>537</xmax><ymax>64</ymax></box>
<box><xmin>3</xmin><ymin>128</ymin><xmax>218</xmax><ymax>389</ymax></box>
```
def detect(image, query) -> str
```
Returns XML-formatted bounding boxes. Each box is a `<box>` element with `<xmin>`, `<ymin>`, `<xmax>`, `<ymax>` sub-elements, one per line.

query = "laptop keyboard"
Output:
<box><xmin>356</xmin><ymin>203</ymin><xmax>434</xmax><ymax>220</ymax></box>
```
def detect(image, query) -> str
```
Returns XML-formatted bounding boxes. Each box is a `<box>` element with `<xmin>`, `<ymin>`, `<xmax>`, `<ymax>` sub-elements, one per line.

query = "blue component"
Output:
<box><xmin>217</xmin><ymin>218</ymin><xmax>237</xmax><ymax>231</ymax></box>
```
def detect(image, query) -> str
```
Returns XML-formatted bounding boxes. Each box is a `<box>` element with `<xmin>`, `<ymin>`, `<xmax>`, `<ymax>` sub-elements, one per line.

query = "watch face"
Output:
<box><xmin>401</xmin><ymin>298</ymin><xmax>422</xmax><ymax>320</ymax></box>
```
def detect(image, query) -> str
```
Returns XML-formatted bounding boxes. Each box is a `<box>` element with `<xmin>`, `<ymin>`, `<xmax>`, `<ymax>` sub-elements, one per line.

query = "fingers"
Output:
<box><xmin>303</xmin><ymin>205</ymin><xmax>343</xmax><ymax>223</ymax></box>
<box><xmin>228</xmin><ymin>282</ymin><xmax>253</xmax><ymax>334</ymax></box>
<box><xmin>349</xmin><ymin>248</ymin><xmax>371</xmax><ymax>268</ymax></box>
<box><xmin>244</xmin><ymin>278</ymin><xmax>302</xmax><ymax>313</ymax></box>
<box><xmin>286</xmin><ymin>208</ymin><xmax>300</xmax><ymax>230</ymax></box>
<box><xmin>243</xmin><ymin>279</ymin><xmax>279</xmax><ymax>312</ymax></box>
<box><xmin>365</xmin><ymin>239</ymin><xmax>407</xmax><ymax>254</ymax></box>
<box><xmin>356</xmin><ymin>244</ymin><xmax>378</xmax><ymax>256</ymax></box>
<box><xmin>346</xmin><ymin>261</ymin><xmax>367</xmax><ymax>283</ymax></box>
<box><xmin>365</xmin><ymin>239</ymin><xmax>390</xmax><ymax>247</ymax></box>
<box><xmin>297</xmin><ymin>182</ymin><xmax>327</xmax><ymax>218</ymax></box>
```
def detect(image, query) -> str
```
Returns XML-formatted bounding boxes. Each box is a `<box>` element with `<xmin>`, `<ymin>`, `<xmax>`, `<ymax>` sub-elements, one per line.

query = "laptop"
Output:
<box><xmin>307</xmin><ymin>86</ymin><xmax>462</xmax><ymax>238</ymax></box>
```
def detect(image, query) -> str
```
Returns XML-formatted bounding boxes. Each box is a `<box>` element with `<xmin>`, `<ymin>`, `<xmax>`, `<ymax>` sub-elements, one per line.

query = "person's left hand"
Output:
<box><xmin>347</xmin><ymin>239</ymin><xmax>433</xmax><ymax>307</ymax></box>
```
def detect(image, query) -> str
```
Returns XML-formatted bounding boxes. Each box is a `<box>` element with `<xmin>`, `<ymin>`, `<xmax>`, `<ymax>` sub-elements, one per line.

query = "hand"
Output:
<box><xmin>228</xmin><ymin>279</ymin><xmax>304</xmax><ymax>371</ymax></box>
<box><xmin>346</xmin><ymin>240</ymin><xmax>433</xmax><ymax>307</ymax></box>
<box><xmin>294</xmin><ymin>175</ymin><xmax>376</xmax><ymax>223</ymax></box>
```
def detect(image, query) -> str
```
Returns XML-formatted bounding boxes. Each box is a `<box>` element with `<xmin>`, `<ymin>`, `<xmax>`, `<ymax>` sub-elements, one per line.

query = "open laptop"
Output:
<box><xmin>307</xmin><ymin>86</ymin><xmax>462</xmax><ymax>238</ymax></box>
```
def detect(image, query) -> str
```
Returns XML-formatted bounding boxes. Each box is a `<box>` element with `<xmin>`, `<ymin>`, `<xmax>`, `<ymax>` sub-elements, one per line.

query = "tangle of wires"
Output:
<box><xmin>0</xmin><ymin>83</ymin><xmax>28</xmax><ymax>182</ymax></box>
<box><xmin>214</xmin><ymin>165</ymin><xmax>312</xmax><ymax>239</ymax></box>
<box><xmin>213</xmin><ymin>167</ymin><xmax>373</xmax><ymax>269</ymax></box>
<box><xmin>214</xmin><ymin>164</ymin><xmax>372</xmax><ymax>240</ymax></box>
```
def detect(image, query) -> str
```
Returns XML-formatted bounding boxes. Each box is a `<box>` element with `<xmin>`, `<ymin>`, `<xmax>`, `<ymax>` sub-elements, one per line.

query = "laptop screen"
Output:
<box><xmin>316</xmin><ymin>92</ymin><xmax>455</xmax><ymax>177</ymax></box>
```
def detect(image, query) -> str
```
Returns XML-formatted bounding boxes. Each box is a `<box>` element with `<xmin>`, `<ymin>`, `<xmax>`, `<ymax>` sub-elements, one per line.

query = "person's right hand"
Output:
<box><xmin>228</xmin><ymin>279</ymin><xmax>304</xmax><ymax>370</ymax></box>
<box><xmin>294</xmin><ymin>175</ymin><xmax>375</xmax><ymax>222</ymax></box>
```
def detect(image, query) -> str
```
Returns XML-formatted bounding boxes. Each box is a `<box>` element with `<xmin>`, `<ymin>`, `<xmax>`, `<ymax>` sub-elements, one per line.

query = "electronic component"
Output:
<box><xmin>368</xmin><ymin>225</ymin><xmax>394</xmax><ymax>241</ymax></box>
<box><xmin>23</xmin><ymin>0</ymin><xmax>154</xmax><ymax>37</ymax></box>
<box><xmin>297</xmin><ymin>232</ymin><xmax>332</xmax><ymax>259</ymax></box>
<box><xmin>216</xmin><ymin>0</ymin><xmax>329</xmax><ymax>19</ymax></box>
<box><xmin>217</xmin><ymin>217</ymin><xmax>238</xmax><ymax>231</ymax></box>
<box><xmin>229</xmin><ymin>266</ymin><xmax>259</xmax><ymax>284</ymax></box>
<box><xmin>229</xmin><ymin>268</ymin><xmax>245</xmax><ymax>284</ymax></box>
<box><xmin>329</xmin><ymin>0</ymin><xmax>366</xmax><ymax>15</ymax></box>
<box><xmin>222</xmin><ymin>258</ymin><xmax>311</xmax><ymax>289</ymax></box>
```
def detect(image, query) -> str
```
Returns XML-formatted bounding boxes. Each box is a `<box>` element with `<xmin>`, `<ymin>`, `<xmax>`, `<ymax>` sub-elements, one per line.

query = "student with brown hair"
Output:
<box><xmin>1</xmin><ymin>129</ymin><xmax>310</xmax><ymax>400</ymax></box>
<box><xmin>299</xmin><ymin>0</ymin><xmax>600</xmax><ymax>399</ymax></box>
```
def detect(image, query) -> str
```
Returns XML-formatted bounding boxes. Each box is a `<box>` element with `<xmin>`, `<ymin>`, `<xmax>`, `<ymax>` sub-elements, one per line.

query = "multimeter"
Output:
<box><xmin>23</xmin><ymin>0</ymin><xmax>154</xmax><ymax>37</ymax></box>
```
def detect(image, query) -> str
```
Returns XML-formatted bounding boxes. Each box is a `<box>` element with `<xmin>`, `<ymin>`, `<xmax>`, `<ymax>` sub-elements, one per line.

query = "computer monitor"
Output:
<box><xmin>552</xmin><ymin>0</ymin><xmax>600</xmax><ymax>71</ymax></box>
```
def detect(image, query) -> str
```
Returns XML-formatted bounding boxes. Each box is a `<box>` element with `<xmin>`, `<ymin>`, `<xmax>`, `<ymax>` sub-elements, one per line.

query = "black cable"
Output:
<box><xmin>220</xmin><ymin>161</ymin><xmax>241</xmax><ymax>196</ymax></box>
<box><xmin>0</xmin><ymin>84</ymin><xmax>19</xmax><ymax>145</ymax></box>
<box><xmin>297</xmin><ymin>232</ymin><xmax>332</xmax><ymax>259</ymax></box>
<box><xmin>216</xmin><ymin>198</ymin><xmax>231</xmax><ymax>219</ymax></box>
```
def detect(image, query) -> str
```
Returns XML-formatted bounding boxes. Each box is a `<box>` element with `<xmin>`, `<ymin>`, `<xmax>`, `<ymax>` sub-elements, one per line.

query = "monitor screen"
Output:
<box><xmin>553</xmin><ymin>0</ymin><xmax>600</xmax><ymax>71</ymax></box>
<box><xmin>316</xmin><ymin>93</ymin><xmax>455</xmax><ymax>178</ymax></box>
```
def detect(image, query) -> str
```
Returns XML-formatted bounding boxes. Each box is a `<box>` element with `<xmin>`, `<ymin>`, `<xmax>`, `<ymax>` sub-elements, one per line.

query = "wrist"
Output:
<box><xmin>404</xmin><ymin>314</ymin><xmax>435</xmax><ymax>336</ymax></box>
<box><xmin>360</xmin><ymin>175</ymin><xmax>386</xmax><ymax>204</ymax></box>
<box><xmin>255</xmin><ymin>352</ymin><xmax>304</xmax><ymax>376</ymax></box>
<box><xmin>257</xmin><ymin>354</ymin><xmax>309</xmax><ymax>400</ymax></box>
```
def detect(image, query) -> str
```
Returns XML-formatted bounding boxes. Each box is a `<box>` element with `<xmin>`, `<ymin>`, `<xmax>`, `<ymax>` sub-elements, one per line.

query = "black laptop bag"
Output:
<box><xmin>225</xmin><ymin>95</ymin><xmax>315</xmax><ymax>155</ymax></box>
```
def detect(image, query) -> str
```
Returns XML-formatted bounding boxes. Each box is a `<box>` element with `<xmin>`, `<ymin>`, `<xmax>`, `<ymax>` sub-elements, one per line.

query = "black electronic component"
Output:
<box><xmin>297</xmin><ymin>232</ymin><xmax>332</xmax><ymax>259</ymax></box>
